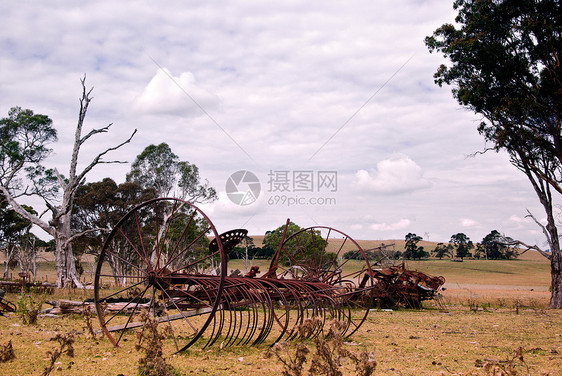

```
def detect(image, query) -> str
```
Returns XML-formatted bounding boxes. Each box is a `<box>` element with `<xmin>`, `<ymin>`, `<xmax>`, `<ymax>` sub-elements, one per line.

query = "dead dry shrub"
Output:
<box><xmin>309</xmin><ymin>320</ymin><xmax>376</xmax><ymax>376</ymax></box>
<box><xmin>41</xmin><ymin>332</ymin><xmax>75</xmax><ymax>376</ymax></box>
<box><xmin>475</xmin><ymin>346</ymin><xmax>533</xmax><ymax>376</ymax></box>
<box><xmin>525</xmin><ymin>298</ymin><xmax>547</xmax><ymax>314</ymax></box>
<box><xmin>81</xmin><ymin>303</ymin><xmax>97</xmax><ymax>339</ymax></box>
<box><xmin>0</xmin><ymin>340</ymin><xmax>16</xmax><ymax>362</ymax></box>
<box><xmin>265</xmin><ymin>341</ymin><xmax>310</xmax><ymax>376</ymax></box>
<box><xmin>265</xmin><ymin>318</ymin><xmax>376</xmax><ymax>376</ymax></box>
<box><xmin>135</xmin><ymin>309</ymin><xmax>179</xmax><ymax>376</ymax></box>
<box><xmin>467</xmin><ymin>297</ymin><xmax>479</xmax><ymax>312</ymax></box>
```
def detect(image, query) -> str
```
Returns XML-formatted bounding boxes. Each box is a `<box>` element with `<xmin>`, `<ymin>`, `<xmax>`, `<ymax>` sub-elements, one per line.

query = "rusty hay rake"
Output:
<box><xmin>94</xmin><ymin>198</ymin><xmax>376</xmax><ymax>353</ymax></box>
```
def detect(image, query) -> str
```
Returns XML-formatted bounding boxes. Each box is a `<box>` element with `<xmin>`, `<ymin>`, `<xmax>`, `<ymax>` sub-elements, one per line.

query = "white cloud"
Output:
<box><xmin>355</xmin><ymin>155</ymin><xmax>431</xmax><ymax>195</ymax></box>
<box><xmin>460</xmin><ymin>218</ymin><xmax>477</xmax><ymax>227</ymax></box>
<box><xmin>134</xmin><ymin>69</ymin><xmax>220</xmax><ymax>117</ymax></box>
<box><xmin>509</xmin><ymin>215</ymin><xmax>525</xmax><ymax>223</ymax></box>
<box><xmin>369</xmin><ymin>219</ymin><xmax>411</xmax><ymax>232</ymax></box>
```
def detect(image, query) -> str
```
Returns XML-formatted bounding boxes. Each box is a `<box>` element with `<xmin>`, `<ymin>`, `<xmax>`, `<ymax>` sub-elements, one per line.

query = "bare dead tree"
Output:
<box><xmin>0</xmin><ymin>76</ymin><xmax>136</xmax><ymax>288</ymax></box>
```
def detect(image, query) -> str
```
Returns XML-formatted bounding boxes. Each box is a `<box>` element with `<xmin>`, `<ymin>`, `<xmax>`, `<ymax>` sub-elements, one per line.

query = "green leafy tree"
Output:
<box><xmin>126</xmin><ymin>143</ymin><xmax>216</xmax><ymax>203</ymax></box>
<box><xmin>125</xmin><ymin>144</ymin><xmax>218</xmax><ymax>279</ymax></box>
<box><xmin>0</xmin><ymin>78</ymin><xmax>136</xmax><ymax>287</ymax></box>
<box><xmin>263</xmin><ymin>221</ymin><xmax>306</xmax><ymax>260</ymax></box>
<box><xmin>72</xmin><ymin>178</ymin><xmax>157</xmax><ymax>281</ymax></box>
<box><xmin>450</xmin><ymin>233</ymin><xmax>473</xmax><ymax>260</ymax></box>
<box><xmin>477</xmin><ymin>230</ymin><xmax>518</xmax><ymax>260</ymax></box>
<box><xmin>432</xmin><ymin>242</ymin><xmax>453</xmax><ymax>260</ymax></box>
<box><xmin>72</xmin><ymin>178</ymin><xmax>157</xmax><ymax>253</ymax></box>
<box><xmin>403</xmin><ymin>233</ymin><xmax>427</xmax><ymax>260</ymax></box>
<box><xmin>425</xmin><ymin>0</ymin><xmax>562</xmax><ymax>307</ymax></box>
<box><xmin>263</xmin><ymin>221</ymin><xmax>328</xmax><ymax>268</ymax></box>
<box><xmin>230</xmin><ymin>236</ymin><xmax>256</xmax><ymax>259</ymax></box>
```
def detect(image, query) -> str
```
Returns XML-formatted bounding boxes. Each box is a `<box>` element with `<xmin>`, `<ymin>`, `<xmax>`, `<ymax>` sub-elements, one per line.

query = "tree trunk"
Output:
<box><xmin>54</xmin><ymin>214</ymin><xmax>84</xmax><ymax>289</ymax></box>
<box><xmin>3</xmin><ymin>244</ymin><xmax>17</xmax><ymax>279</ymax></box>
<box><xmin>538</xmin><ymin>186</ymin><xmax>561</xmax><ymax>308</ymax></box>
<box><xmin>551</xmin><ymin>255</ymin><xmax>562</xmax><ymax>308</ymax></box>
<box><xmin>548</xmin><ymin>222</ymin><xmax>562</xmax><ymax>308</ymax></box>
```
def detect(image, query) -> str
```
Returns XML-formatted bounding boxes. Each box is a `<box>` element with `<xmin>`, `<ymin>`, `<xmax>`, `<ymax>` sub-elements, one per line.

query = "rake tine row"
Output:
<box><xmin>187</xmin><ymin>275</ymin><xmax>368</xmax><ymax>349</ymax></box>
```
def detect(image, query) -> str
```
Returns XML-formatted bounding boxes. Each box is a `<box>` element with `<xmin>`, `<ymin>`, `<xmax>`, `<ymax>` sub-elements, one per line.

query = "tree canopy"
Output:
<box><xmin>404</xmin><ymin>233</ymin><xmax>428</xmax><ymax>260</ymax></box>
<box><xmin>126</xmin><ymin>143</ymin><xmax>217</xmax><ymax>203</ymax></box>
<box><xmin>425</xmin><ymin>0</ymin><xmax>561</xmax><ymax>177</ymax></box>
<box><xmin>263</xmin><ymin>221</ymin><xmax>327</xmax><ymax>267</ymax></box>
<box><xmin>475</xmin><ymin>230</ymin><xmax>518</xmax><ymax>260</ymax></box>
<box><xmin>432</xmin><ymin>242</ymin><xmax>453</xmax><ymax>260</ymax></box>
<box><xmin>72</xmin><ymin>178</ymin><xmax>157</xmax><ymax>256</ymax></box>
<box><xmin>450</xmin><ymin>233</ymin><xmax>473</xmax><ymax>260</ymax></box>
<box><xmin>0</xmin><ymin>107</ymin><xmax>58</xmax><ymax>197</ymax></box>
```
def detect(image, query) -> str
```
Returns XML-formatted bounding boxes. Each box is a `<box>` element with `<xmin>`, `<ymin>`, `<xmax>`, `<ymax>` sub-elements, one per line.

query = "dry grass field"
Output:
<box><xmin>0</xmin><ymin>245</ymin><xmax>560</xmax><ymax>375</ymax></box>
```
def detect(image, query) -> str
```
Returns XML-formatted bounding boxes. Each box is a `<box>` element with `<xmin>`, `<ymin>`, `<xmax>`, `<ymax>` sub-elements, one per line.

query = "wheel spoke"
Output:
<box><xmin>115</xmin><ymin>284</ymin><xmax>151</xmax><ymax>344</ymax></box>
<box><xmin>160</xmin><ymin>211</ymin><xmax>197</xmax><ymax>271</ymax></box>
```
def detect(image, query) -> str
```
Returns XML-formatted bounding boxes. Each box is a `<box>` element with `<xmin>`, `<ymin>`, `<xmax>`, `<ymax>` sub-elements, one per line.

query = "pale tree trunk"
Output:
<box><xmin>32</xmin><ymin>244</ymin><xmax>37</xmax><ymax>282</ymax></box>
<box><xmin>512</xmin><ymin>154</ymin><xmax>562</xmax><ymax>309</ymax></box>
<box><xmin>54</xmin><ymin>211</ymin><xmax>84</xmax><ymax>288</ymax></box>
<box><xmin>3</xmin><ymin>244</ymin><xmax>16</xmax><ymax>279</ymax></box>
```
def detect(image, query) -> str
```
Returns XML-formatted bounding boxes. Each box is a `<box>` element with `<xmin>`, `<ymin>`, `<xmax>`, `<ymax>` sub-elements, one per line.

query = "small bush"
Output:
<box><xmin>309</xmin><ymin>320</ymin><xmax>376</xmax><ymax>376</ymax></box>
<box><xmin>16</xmin><ymin>293</ymin><xmax>44</xmax><ymax>325</ymax></box>
<box><xmin>265</xmin><ymin>341</ymin><xmax>310</xmax><ymax>376</ymax></box>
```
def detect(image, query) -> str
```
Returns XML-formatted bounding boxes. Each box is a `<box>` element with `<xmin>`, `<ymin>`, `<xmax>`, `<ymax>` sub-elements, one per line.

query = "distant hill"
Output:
<box><xmin>248</xmin><ymin>235</ymin><xmax>437</xmax><ymax>253</ymax></box>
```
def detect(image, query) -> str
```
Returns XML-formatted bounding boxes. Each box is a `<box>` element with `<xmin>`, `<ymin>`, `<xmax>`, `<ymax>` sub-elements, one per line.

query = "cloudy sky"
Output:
<box><xmin>0</xmin><ymin>1</ymin><xmax>551</xmax><ymax>246</ymax></box>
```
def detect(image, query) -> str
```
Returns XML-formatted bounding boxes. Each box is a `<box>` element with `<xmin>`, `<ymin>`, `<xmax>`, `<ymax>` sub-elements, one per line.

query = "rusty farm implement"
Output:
<box><xmin>94</xmin><ymin>197</ymin><xmax>443</xmax><ymax>353</ymax></box>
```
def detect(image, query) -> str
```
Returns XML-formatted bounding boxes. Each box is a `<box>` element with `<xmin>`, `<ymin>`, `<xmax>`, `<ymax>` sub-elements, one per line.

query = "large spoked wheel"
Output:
<box><xmin>269</xmin><ymin>226</ymin><xmax>374</xmax><ymax>338</ymax></box>
<box><xmin>94</xmin><ymin>198</ymin><xmax>226</xmax><ymax>353</ymax></box>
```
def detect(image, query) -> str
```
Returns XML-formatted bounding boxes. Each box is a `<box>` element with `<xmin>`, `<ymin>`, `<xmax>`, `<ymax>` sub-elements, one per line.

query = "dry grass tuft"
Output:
<box><xmin>265</xmin><ymin>341</ymin><xmax>310</xmax><ymax>376</ymax></box>
<box><xmin>309</xmin><ymin>320</ymin><xmax>376</xmax><ymax>376</ymax></box>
